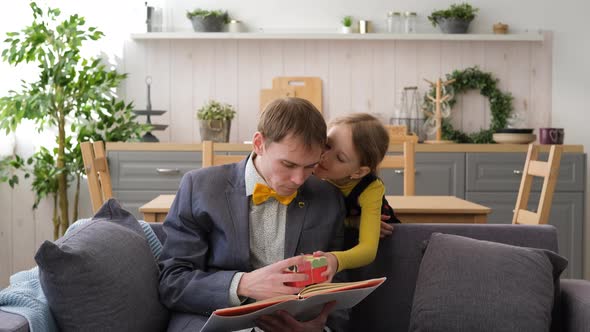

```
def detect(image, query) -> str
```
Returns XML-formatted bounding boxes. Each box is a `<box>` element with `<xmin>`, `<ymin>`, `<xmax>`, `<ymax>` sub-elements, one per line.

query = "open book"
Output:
<box><xmin>200</xmin><ymin>277</ymin><xmax>386</xmax><ymax>332</ymax></box>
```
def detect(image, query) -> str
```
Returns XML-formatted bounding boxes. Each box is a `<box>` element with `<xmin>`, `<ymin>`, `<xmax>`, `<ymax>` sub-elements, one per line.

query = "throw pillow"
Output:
<box><xmin>409</xmin><ymin>233</ymin><xmax>567</xmax><ymax>332</ymax></box>
<box><xmin>35</xmin><ymin>199</ymin><xmax>169</xmax><ymax>332</ymax></box>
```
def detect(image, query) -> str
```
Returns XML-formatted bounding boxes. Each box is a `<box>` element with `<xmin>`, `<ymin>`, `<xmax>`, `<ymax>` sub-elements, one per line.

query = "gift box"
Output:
<box><xmin>284</xmin><ymin>255</ymin><xmax>328</xmax><ymax>287</ymax></box>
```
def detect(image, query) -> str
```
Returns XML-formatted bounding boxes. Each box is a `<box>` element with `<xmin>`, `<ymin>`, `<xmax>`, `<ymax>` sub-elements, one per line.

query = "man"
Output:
<box><xmin>159</xmin><ymin>97</ymin><xmax>348</xmax><ymax>331</ymax></box>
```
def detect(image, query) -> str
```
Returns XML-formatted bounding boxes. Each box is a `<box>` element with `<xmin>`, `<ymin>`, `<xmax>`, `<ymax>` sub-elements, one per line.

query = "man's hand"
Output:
<box><xmin>255</xmin><ymin>301</ymin><xmax>336</xmax><ymax>332</ymax></box>
<box><xmin>380</xmin><ymin>214</ymin><xmax>394</xmax><ymax>238</ymax></box>
<box><xmin>313</xmin><ymin>251</ymin><xmax>337</xmax><ymax>282</ymax></box>
<box><xmin>238</xmin><ymin>255</ymin><xmax>309</xmax><ymax>301</ymax></box>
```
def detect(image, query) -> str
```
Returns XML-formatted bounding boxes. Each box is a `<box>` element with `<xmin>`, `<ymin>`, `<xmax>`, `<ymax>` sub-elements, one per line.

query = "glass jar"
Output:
<box><xmin>390</xmin><ymin>89</ymin><xmax>410</xmax><ymax>132</ymax></box>
<box><xmin>390</xmin><ymin>86</ymin><xmax>424</xmax><ymax>139</ymax></box>
<box><xmin>228</xmin><ymin>20</ymin><xmax>242</xmax><ymax>33</ymax></box>
<box><xmin>386</xmin><ymin>11</ymin><xmax>402</xmax><ymax>33</ymax></box>
<box><xmin>405</xmin><ymin>86</ymin><xmax>423</xmax><ymax>138</ymax></box>
<box><xmin>403</xmin><ymin>12</ymin><xmax>417</xmax><ymax>33</ymax></box>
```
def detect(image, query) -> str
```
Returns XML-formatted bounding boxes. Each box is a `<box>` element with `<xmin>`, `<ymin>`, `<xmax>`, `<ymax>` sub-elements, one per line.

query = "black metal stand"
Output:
<box><xmin>134</xmin><ymin>76</ymin><xmax>168</xmax><ymax>142</ymax></box>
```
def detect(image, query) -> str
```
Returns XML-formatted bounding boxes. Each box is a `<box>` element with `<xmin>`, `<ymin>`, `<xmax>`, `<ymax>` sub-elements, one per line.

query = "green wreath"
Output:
<box><xmin>424</xmin><ymin>66</ymin><xmax>514</xmax><ymax>143</ymax></box>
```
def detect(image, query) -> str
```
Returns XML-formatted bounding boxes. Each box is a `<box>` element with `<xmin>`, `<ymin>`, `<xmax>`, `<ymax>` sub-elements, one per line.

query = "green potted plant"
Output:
<box><xmin>187</xmin><ymin>9</ymin><xmax>229</xmax><ymax>32</ymax></box>
<box><xmin>0</xmin><ymin>2</ymin><xmax>149</xmax><ymax>238</ymax></box>
<box><xmin>341</xmin><ymin>15</ymin><xmax>353</xmax><ymax>33</ymax></box>
<box><xmin>428</xmin><ymin>3</ymin><xmax>479</xmax><ymax>34</ymax></box>
<box><xmin>196</xmin><ymin>100</ymin><xmax>236</xmax><ymax>142</ymax></box>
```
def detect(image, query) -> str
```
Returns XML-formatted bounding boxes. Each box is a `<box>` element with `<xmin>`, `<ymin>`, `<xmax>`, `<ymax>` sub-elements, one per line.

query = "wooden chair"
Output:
<box><xmin>379</xmin><ymin>125</ymin><xmax>418</xmax><ymax>196</ymax></box>
<box><xmin>81</xmin><ymin>141</ymin><xmax>113</xmax><ymax>213</ymax></box>
<box><xmin>202</xmin><ymin>141</ymin><xmax>249</xmax><ymax>167</ymax></box>
<box><xmin>512</xmin><ymin>144</ymin><xmax>563</xmax><ymax>225</ymax></box>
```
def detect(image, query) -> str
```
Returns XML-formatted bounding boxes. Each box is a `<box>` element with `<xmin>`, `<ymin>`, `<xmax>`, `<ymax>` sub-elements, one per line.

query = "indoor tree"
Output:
<box><xmin>0</xmin><ymin>2</ymin><xmax>149</xmax><ymax>238</ymax></box>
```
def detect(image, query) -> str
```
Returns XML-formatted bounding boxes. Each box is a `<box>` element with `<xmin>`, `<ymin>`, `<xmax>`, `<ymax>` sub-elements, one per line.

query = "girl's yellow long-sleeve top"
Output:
<box><xmin>330</xmin><ymin>178</ymin><xmax>384</xmax><ymax>272</ymax></box>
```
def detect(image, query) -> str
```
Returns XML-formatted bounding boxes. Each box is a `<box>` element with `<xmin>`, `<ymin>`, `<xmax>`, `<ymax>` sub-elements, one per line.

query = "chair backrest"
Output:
<box><xmin>512</xmin><ymin>144</ymin><xmax>563</xmax><ymax>225</ymax></box>
<box><xmin>202</xmin><ymin>141</ymin><xmax>249</xmax><ymax>167</ymax></box>
<box><xmin>81</xmin><ymin>141</ymin><xmax>113</xmax><ymax>213</ymax></box>
<box><xmin>379</xmin><ymin>125</ymin><xmax>418</xmax><ymax>196</ymax></box>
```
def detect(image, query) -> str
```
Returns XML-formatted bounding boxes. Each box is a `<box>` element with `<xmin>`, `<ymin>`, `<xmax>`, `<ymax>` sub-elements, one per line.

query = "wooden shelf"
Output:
<box><xmin>130</xmin><ymin>32</ymin><xmax>544</xmax><ymax>42</ymax></box>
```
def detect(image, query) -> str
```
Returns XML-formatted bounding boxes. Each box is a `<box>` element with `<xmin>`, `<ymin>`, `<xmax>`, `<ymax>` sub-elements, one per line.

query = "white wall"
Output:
<box><xmin>0</xmin><ymin>0</ymin><xmax>589</xmax><ymax>286</ymax></box>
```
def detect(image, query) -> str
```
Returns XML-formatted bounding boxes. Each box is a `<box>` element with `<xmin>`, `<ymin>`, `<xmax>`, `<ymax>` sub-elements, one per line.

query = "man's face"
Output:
<box><xmin>252</xmin><ymin>132</ymin><xmax>323</xmax><ymax>196</ymax></box>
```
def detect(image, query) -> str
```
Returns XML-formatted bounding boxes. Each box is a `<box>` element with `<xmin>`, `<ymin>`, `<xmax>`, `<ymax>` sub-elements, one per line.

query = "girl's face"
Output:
<box><xmin>314</xmin><ymin>124</ymin><xmax>369</xmax><ymax>184</ymax></box>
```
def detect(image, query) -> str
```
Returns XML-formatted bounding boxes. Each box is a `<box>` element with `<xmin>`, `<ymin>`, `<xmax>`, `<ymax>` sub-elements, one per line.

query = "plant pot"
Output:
<box><xmin>341</xmin><ymin>26</ymin><xmax>353</xmax><ymax>34</ymax></box>
<box><xmin>437</xmin><ymin>18</ymin><xmax>471</xmax><ymax>34</ymax></box>
<box><xmin>190</xmin><ymin>15</ymin><xmax>226</xmax><ymax>32</ymax></box>
<box><xmin>199</xmin><ymin>119</ymin><xmax>231</xmax><ymax>142</ymax></box>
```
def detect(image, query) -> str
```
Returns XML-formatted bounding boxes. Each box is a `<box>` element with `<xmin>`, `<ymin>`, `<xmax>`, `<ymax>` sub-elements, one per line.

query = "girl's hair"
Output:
<box><xmin>329</xmin><ymin>113</ymin><xmax>389</xmax><ymax>173</ymax></box>
<box><xmin>258</xmin><ymin>97</ymin><xmax>326</xmax><ymax>150</ymax></box>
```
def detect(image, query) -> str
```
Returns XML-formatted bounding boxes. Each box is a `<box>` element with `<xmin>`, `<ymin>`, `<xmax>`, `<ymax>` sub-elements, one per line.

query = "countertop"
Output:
<box><xmin>106</xmin><ymin>142</ymin><xmax>585</xmax><ymax>153</ymax></box>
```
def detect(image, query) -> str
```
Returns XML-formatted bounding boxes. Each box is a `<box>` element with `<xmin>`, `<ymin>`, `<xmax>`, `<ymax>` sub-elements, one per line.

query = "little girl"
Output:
<box><xmin>313</xmin><ymin>113</ymin><xmax>399</xmax><ymax>280</ymax></box>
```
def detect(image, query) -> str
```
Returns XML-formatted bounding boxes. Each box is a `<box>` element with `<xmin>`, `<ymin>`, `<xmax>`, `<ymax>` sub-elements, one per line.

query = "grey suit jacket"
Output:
<box><xmin>158</xmin><ymin>159</ymin><xmax>347</xmax><ymax>325</ymax></box>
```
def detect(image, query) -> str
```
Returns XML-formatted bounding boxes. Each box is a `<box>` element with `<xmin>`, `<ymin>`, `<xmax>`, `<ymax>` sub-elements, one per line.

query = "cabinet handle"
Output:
<box><xmin>513</xmin><ymin>170</ymin><xmax>523</xmax><ymax>175</ymax></box>
<box><xmin>156</xmin><ymin>168</ymin><xmax>180</xmax><ymax>175</ymax></box>
<box><xmin>394</xmin><ymin>170</ymin><xmax>418</xmax><ymax>175</ymax></box>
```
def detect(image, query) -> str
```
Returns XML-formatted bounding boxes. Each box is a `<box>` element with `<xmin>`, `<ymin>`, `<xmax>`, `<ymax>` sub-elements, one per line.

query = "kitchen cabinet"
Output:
<box><xmin>380</xmin><ymin>153</ymin><xmax>465</xmax><ymax>197</ymax></box>
<box><xmin>109</xmin><ymin>151</ymin><xmax>203</xmax><ymax>216</ymax></box>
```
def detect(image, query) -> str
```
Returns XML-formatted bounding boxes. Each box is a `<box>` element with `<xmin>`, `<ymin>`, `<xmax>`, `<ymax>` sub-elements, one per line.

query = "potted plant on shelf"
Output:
<box><xmin>196</xmin><ymin>100</ymin><xmax>236</xmax><ymax>142</ymax></box>
<box><xmin>428</xmin><ymin>3</ymin><xmax>479</xmax><ymax>34</ymax></box>
<box><xmin>187</xmin><ymin>9</ymin><xmax>229</xmax><ymax>32</ymax></box>
<box><xmin>341</xmin><ymin>16</ymin><xmax>353</xmax><ymax>33</ymax></box>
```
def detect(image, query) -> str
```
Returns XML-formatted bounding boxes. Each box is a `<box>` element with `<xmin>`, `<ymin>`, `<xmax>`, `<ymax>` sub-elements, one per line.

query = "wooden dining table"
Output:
<box><xmin>139</xmin><ymin>194</ymin><xmax>491</xmax><ymax>224</ymax></box>
<box><xmin>385</xmin><ymin>195</ymin><xmax>490</xmax><ymax>224</ymax></box>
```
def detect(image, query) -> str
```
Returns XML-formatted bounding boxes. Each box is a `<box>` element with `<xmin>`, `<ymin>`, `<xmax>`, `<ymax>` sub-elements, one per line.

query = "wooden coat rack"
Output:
<box><xmin>424</xmin><ymin>78</ymin><xmax>455</xmax><ymax>144</ymax></box>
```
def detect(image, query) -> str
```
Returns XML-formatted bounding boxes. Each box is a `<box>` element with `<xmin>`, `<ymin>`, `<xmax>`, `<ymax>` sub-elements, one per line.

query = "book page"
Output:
<box><xmin>200</xmin><ymin>277</ymin><xmax>385</xmax><ymax>332</ymax></box>
<box><xmin>214</xmin><ymin>295</ymin><xmax>296</xmax><ymax>316</ymax></box>
<box><xmin>299</xmin><ymin>277</ymin><xmax>385</xmax><ymax>297</ymax></box>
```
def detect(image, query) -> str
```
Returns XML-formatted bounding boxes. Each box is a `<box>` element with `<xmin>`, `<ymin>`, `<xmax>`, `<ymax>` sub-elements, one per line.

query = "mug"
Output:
<box><xmin>539</xmin><ymin>128</ymin><xmax>564</xmax><ymax>144</ymax></box>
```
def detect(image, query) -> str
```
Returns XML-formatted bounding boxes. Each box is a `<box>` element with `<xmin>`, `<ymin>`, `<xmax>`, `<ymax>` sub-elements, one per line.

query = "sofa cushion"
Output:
<box><xmin>409</xmin><ymin>233</ymin><xmax>567</xmax><ymax>332</ymax></box>
<box><xmin>34</xmin><ymin>199</ymin><xmax>169</xmax><ymax>332</ymax></box>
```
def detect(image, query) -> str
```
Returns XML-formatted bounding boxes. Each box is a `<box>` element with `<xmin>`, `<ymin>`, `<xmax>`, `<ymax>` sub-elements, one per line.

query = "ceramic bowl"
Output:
<box><xmin>495</xmin><ymin>128</ymin><xmax>534</xmax><ymax>134</ymax></box>
<box><xmin>492</xmin><ymin>133</ymin><xmax>536</xmax><ymax>144</ymax></box>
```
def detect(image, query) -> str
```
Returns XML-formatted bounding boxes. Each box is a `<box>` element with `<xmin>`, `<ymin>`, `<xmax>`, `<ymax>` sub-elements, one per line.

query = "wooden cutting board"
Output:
<box><xmin>272</xmin><ymin>77</ymin><xmax>322</xmax><ymax>113</ymax></box>
<box><xmin>259</xmin><ymin>87</ymin><xmax>296</xmax><ymax>112</ymax></box>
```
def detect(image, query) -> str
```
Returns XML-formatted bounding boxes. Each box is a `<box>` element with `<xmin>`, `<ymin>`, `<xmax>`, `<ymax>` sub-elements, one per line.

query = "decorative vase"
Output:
<box><xmin>437</xmin><ymin>18</ymin><xmax>471</xmax><ymax>34</ymax></box>
<box><xmin>190</xmin><ymin>15</ymin><xmax>227</xmax><ymax>32</ymax></box>
<box><xmin>341</xmin><ymin>26</ymin><xmax>353</xmax><ymax>34</ymax></box>
<box><xmin>199</xmin><ymin>120</ymin><xmax>231</xmax><ymax>142</ymax></box>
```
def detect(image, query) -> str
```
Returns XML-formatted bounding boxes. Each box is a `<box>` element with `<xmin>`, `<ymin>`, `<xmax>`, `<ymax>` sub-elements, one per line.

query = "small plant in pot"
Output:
<box><xmin>341</xmin><ymin>16</ymin><xmax>353</xmax><ymax>33</ymax></box>
<box><xmin>187</xmin><ymin>9</ymin><xmax>229</xmax><ymax>32</ymax></box>
<box><xmin>428</xmin><ymin>3</ymin><xmax>478</xmax><ymax>34</ymax></box>
<box><xmin>196</xmin><ymin>100</ymin><xmax>236</xmax><ymax>142</ymax></box>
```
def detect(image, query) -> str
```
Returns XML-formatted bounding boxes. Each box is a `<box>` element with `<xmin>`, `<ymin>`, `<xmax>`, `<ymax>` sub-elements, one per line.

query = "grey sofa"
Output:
<box><xmin>1</xmin><ymin>223</ymin><xmax>589</xmax><ymax>332</ymax></box>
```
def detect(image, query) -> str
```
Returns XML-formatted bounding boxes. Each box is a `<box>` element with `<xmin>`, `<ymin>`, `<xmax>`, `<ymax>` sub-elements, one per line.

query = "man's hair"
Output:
<box><xmin>329</xmin><ymin>113</ymin><xmax>389</xmax><ymax>173</ymax></box>
<box><xmin>258</xmin><ymin>97</ymin><xmax>326</xmax><ymax>149</ymax></box>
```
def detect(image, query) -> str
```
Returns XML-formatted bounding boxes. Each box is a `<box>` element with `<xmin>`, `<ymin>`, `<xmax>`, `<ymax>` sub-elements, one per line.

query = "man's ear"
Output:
<box><xmin>252</xmin><ymin>132</ymin><xmax>265</xmax><ymax>155</ymax></box>
<box><xmin>350</xmin><ymin>166</ymin><xmax>371</xmax><ymax>180</ymax></box>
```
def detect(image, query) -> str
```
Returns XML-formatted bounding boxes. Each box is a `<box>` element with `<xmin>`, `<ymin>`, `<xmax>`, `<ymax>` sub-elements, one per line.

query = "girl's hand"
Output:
<box><xmin>313</xmin><ymin>251</ymin><xmax>338</xmax><ymax>282</ymax></box>
<box><xmin>380</xmin><ymin>221</ymin><xmax>394</xmax><ymax>238</ymax></box>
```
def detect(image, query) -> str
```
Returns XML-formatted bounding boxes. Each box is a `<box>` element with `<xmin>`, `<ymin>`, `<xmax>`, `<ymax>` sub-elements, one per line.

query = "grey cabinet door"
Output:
<box><xmin>380</xmin><ymin>153</ymin><xmax>465</xmax><ymax>197</ymax></box>
<box><xmin>466</xmin><ymin>192</ymin><xmax>584</xmax><ymax>278</ymax></box>
<box><xmin>466</xmin><ymin>153</ymin><xmax>585</xmax><ymax>192</ymax></box>
<box><xmin>109</xmin><ymin>151</ymin><xmax>202</xmax><ymax>191</ymax></box>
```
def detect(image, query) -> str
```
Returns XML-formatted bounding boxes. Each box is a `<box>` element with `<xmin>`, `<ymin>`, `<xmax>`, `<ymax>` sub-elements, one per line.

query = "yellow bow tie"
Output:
<box><xmin>252</xmin><ymin>183</ymin><xmax>297</xmax><ymax>206</ymax></box>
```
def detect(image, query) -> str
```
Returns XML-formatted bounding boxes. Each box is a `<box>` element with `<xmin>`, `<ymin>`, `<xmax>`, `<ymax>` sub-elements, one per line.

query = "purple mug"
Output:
<box><xmin>539</xmin><ymin>128</ymin><xmax>564</xmax><ymax>145</ymax></box>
